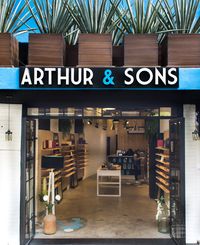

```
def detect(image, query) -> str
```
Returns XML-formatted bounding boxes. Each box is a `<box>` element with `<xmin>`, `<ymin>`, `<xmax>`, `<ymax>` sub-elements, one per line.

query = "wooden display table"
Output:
<box><xmin>97</xmin><ymin>166</ymin><xmax>121</xmax><ymax>197</ymax></box>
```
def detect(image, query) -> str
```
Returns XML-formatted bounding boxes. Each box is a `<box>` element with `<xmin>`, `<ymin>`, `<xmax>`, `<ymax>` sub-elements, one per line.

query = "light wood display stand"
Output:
<box><xmin>97</xmin><ymin>167</ymin><xmax>121</xmax><ymax>197</ymax></box>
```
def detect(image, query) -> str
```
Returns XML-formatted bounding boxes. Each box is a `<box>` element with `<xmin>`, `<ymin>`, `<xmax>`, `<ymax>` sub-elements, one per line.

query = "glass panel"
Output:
<box><xmin>84</xmin><ymin>108</ymin><xmax>102</xmax><ymax>117</ymax></box>
<box><xmin>140</xmin><ymin>109</ymin><xmax>159</xmax><ymax>117</ymax></box>
<box><xmin>45</xmin><ymin>108</ymin><xmax>51</xmax><ymax>116</ymax></box>
<box><xmin>29</xmin><ymin>160</ymin><xmax>34</xmax><ymax>179</ymax></box>
<box><xmin>63</xmin><ymin>108</ymin><xmax>75</xmax><ymax>116</ymax></box>
<box><xmin>27</xmin><ymin>108</ymin><xmax>39</xmax><ymax>116</ymax></box>
<box><xmin>121</xmin><ymin>111</ymin><xmax>140</xmax><ymax>117</ymax></box>
<box><xmin>25</xmin><ymin>222</ymin><xmax>30</xmax><ymax>240</ymax></box>
<box><xmin>30</xmin><ymin>219</ymin><xmax>34</xmax><ymax>238</ymax></box>
<box><xmin>26</xmin><ymin>179</ymin><xmax>30</xmax><ymax>200</ymax></box>
<box><xmin>29</xmin><ymin>179</ymin><xmax>34</xmax><ymax>199</ymax></box>
<box><xmin>50</xmin><ymin>108</ymin><xmax>60</xmax><ymax>116</ymax></box>
<box><xmin>29</xmin><ymin>200</ymin><xmax>34</xmax><ymax>219</ymax></box>
<box><xmin>102</xmin><ymin>108</ymin><xmax>121</xmax><ymax>117</ymax></box>
<box><xmin>26</xmin><ymin>201</ymin><xmax>30</xmax><ymax>222</ymax></box>
<box><xmin>27</xmin><ymin>107</ymin><xmax>176</xmax><ymax>118</ymax></box>
<box><xmin>38</xmin><ymin>108</ymin><xmax>45</xmax><ymax>116</ymax></box>
<box><xmin>75</xmin><ymin>109</ymin><xmax>83</xmax><ymax>117</ymax></box>
<box><xmin>160</xmin><ymin>107</ymin><xmax>172</xmax><ymax>116</ymax></box>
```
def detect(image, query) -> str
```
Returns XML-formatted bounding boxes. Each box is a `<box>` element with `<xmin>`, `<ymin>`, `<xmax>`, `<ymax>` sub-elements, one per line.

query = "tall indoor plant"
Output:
<box><xmin>0</xmin><ymin>0</ymin><xmax>32</xmax><ymax>66</ymax></box>
<box><xmin>157</xmin><ymin>0</ymin><xmax>200</xmax><ymax>66</ymax></box>
<box><xmin>27</xmin><ymin>0</ymin><xmax>76</xmax><ymax>66</ymax></box>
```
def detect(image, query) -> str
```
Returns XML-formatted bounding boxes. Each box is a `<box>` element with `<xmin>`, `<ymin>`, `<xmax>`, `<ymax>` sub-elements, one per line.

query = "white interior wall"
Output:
<box><xmin>0</xmin><ymin>104</ymin><xmax>22</xmax><ymax>245</ymax></box>
<box><xmin>84</xmin><ymin>124</ymin><xmax>107</xmax><ymax>178</ymax></box>
<box><xmin>184</xmin><ymin>105</ymin><xmax>200</xmax><ymax>244</ymax></box>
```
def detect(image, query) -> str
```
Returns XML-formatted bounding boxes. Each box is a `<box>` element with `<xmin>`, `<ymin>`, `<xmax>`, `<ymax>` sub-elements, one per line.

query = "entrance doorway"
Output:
<box><xmin>20</xmin><ymin>107</ymin><xmax>185</xmax><ymax>244</ymax></box>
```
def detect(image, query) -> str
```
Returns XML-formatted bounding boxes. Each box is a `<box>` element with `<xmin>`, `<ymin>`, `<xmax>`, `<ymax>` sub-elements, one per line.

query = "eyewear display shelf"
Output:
<box><xmin>107</xmin><ymin>155</ymin><xmax>134</xmax><ymax>176</ymax></box>
<box><xmin>41</xmin><ymin>146</ymin><xmax>77</xmax><ymax>197</ymax></box>
<box><xmin>155</xmin><ymin>147</ymin><xmax>170</xmax><ymax>194</ymax></box>
<box><xmin>76</xmin><ymin>144</ymin><xmax>88</xmax><ymax>181</ymax></box>
<box><xmin>41</xmin><ymin>148</ymin><xmax>63</xmax><ymax>199</ymax></box>
<box><xmin>61</xmin><ymin>144</ymin><xmax>77</xmax><ymax>189</ymax></box>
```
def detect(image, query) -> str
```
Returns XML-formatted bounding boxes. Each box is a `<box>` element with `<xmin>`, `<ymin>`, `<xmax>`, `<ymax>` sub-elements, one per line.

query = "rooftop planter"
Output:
<box><xmin>124</xmin><ymin>34</ymin><xmax>159</xmax><ymax>67</ymax></box>
<box><xmin>78</xmin><ymin>34</ymin><xmax>113</xmax><ymax>67</ymax></box>
<box><xmin>157</xmin><ymin>0</ymin><xmax>200</xmax><ymax>66</ymax></box>
<box><xmin>161</xmin><ymin>34</ymin><xmax>200</xmax><ymax>67</ymax></box>
<box><xmin>0</xmin><ymin>0</ymin><xmax>32</xmax><ymax>67</ymax></box>
<box><xmin>66</xmin><ymin>0</ymin><xmax>121</xmax><ymax>66</ymax></box>
<box><xmin>27</xmin><ymin>0</ymin><xmax>75</xmax><ymax>66</ymax></box>
<box><xmin>115</xmin><ymin>0</ymin><xmax>161</xmax><ymax>66</ymax></box>
<box><xmin>0</xmin><ymin>33</ymin><xmax>19</xmax><ymax>67</ymax></box>
<box><xmin>28</xmin><ymin>34</ymin><xmax>65</xmax><ymax>67</ymax></box>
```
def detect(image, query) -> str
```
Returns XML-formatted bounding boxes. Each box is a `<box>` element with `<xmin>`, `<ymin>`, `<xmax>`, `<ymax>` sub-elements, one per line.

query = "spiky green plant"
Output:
<box><xmin>157</xmin><ymin>0</ymin><xmax>200</xmax><ymax>34</ymax></box>
<box><xmin>0</xmin><ymin>0</ymin><xmax>33</xmax><ymax>35</ymax></box>
<box><xmin>27</xmin><ymin>0</ymin><xmax>78</xmax><ymax>44</ymax></box>
<box><xmin>114</xmin><ymin>0</ymin><xmax>162</xmax><ymax>34</ymax></box>
<box><xmin>64</xmin><ymin>0</ymin><xmax>122</xmax><ymax>36</ymax></box>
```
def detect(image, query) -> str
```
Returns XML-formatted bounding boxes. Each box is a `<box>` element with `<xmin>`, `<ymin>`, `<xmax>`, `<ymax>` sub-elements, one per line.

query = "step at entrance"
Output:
<box><xmin>31</xmin><ymin>239</ymin><xmax>175</xmax><ymax>245</ymax></box>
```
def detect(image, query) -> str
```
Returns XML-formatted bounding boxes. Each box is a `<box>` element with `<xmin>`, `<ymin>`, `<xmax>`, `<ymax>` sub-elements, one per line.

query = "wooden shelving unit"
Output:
<box><xmin>41</xmin><ymin>148</ymin><xmax>63</xmax><ymax>197</ymax></box>
<box><xmin>41</xmin><ymin>144</ymin><xmax>77</xmax><ymax>196</ymax></box>
<box><xmin>155</xmin><ymin>147</ymin><xmax>170</xmax><ymax>194</ymax></box>
<box><xmin>61</xmin><ymin>145</ymin><xmax>77</xmax><ymax>190</ymax></box>
<box><xmin>76</xmin><ymin>144</ymin><xmax>88</xmax><ymax>180</ymax></box>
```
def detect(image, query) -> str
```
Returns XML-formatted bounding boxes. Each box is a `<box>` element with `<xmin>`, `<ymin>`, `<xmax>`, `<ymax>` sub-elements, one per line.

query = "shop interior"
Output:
<box><xmin>28</xmin><ymin>107</ymin><xmax>172</xmax><ymax>239</ymax></box>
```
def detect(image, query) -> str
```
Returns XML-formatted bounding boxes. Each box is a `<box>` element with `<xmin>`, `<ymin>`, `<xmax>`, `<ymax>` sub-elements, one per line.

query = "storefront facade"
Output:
<box><xmin>0</xmin><ymin>70</ymin><xmax>200</xmax><ymax>245</ymax></box>
<box><xmin>0</xmin><ymin>34</ymin><xmax>200</xmax><ymax>245</ymax></box>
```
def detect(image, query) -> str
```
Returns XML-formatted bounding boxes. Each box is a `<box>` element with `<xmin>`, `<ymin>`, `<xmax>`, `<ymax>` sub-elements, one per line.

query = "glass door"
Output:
<box><xmin>21</xmin><ymin>119</ymin><xmax>36</xmax><ymax>245</ymax></box>
<box><xmin>169</xmin><ymin>118</ymin><xmax>185</xmax><ymax>245</ymax></box>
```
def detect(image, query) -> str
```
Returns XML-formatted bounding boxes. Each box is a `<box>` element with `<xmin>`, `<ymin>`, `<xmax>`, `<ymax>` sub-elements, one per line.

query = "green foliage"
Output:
<box><xmin>157</xmin><ymin>0</ymin><xmax>200</xmax><ymax>34</ymax></box>
<box><xmin>59</xmin><ymin>119</ymin><xmax>72</xmax><ymax>138</ymax></box>
<box><xmin>145</xmin><ymin>119</ymin><xmax>159</xmax><ymax>138</ymax></box>
<box><xmin>64</xmin><ymin>0</ymin><xmax>122</xmax><ymax>43</ymax></box>
<box><xmin>0</xmin><ymin>0</ymin><xmax>33</xmax><ymax>34</ymax></box>
<box><xmin>27</xmin><ymin>0</ymin><xmax>78</xmax><ymax>44</ymax></box>
<box><xmin>115</xmin><ymin>0</ymin><xmax>162</xmax><ymax>34</ymax></box>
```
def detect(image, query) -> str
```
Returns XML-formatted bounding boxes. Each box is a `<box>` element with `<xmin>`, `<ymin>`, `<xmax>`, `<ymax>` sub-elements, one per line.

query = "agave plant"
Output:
<box><xmin>157</xmin><ymin>0</ymin><xmax>200</xmax><ymax>34</ymax></box>
<box><xmin>27</xmin><ymin>0</ymin><xmax>78</xmax><ymax>43</ymax></box>
<box><xmin>114</xmin><ymin>0</ymin><xmax>162</xmax><ymax>34</ymax></box>
<box><xmin>0</xmin><ymin>0</ymin><xmax>32</xmax><ymax>35</ymax></box>
<box><xmin>64</xmin><ymin>0</ymin><xmax>121</xmax><ymax>37</ymax></box>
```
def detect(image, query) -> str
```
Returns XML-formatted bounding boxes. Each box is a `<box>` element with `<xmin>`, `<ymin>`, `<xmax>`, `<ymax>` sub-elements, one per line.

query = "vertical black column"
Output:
<box><xmin>149</xmin><ymin>135</ymin><xmax>158</xmax><ymax>199</ymax></box>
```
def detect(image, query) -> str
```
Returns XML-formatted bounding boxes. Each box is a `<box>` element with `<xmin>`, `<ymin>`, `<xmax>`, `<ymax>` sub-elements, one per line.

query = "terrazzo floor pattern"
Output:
<box><xmin>35</xmin><ymin>176</ymin><xmax>170</xmax><ymax>239</ymax></box>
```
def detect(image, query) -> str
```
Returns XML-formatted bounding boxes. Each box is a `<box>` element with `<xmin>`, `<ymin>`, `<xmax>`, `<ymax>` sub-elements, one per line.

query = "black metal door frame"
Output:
<box><xmin>20</xmin><ymin>118</ymin><xmax>36</xmax><ymax>245</ymax></box>
<box><xmin>20</xmin><ymin>108</ymin><xmax>186</xmax><ymax>244</ymax></box>
<box><xmin>169</xmin><ymin>118</ymin><xmax>185</xmax><ymax>245</ymax></box>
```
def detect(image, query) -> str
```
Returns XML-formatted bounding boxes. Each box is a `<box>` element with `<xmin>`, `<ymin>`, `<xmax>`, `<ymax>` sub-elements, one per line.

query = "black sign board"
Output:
<box><xmin>20</xmin><ymin>67</ymin><xmax>179</xmax><ymax>89</ymax></box>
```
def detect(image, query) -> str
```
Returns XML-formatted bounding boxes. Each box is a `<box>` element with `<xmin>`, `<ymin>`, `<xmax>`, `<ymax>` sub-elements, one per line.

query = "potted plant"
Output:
<box><xmin>145</xmin><ymin>118</ymin><xmax>159</xmax><ymax>139</ymax></box>
<box><xmin>156</xmin><ymin>197</ymin><xmax>170</xmax><ymax>234</ymax></box>
<box><xmin>40</xmin><ymin>193</ymin><xmax>61</xmax><ymax>235</ymax></box>
<box><xmin>27</xmin><ymin>0</ymin><xmax>76</xmax><ymax>66</ymax></box>
<box><xmin>65</xmin><ymin>0</ymin><xmax>121</xmax><ymax>66</ymax></box>
<box><xmin>158</xmin><ymin>0</ymin><xmax>200</xmax><ymax>67</ymax></box>
<box><xmin>115</xmin><ymin>0</ymin><xmax>162</xmax><ymax>66</ymax></box>
<box><xmin>0</xmin><ymin>0</ymin><xmax>32</xmax><ymax>66</ymax></box>
<box><xmin>59</xmin><ymin>119</ymin><xmax>72</xmax><ymax>139</ymax></box>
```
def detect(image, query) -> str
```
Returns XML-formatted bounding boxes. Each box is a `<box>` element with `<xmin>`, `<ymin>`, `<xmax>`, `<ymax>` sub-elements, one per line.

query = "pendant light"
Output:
<box><xmin>5</xmin><ymin>104</ymin><xmax>13</xmax><ymax>141</ymax></box>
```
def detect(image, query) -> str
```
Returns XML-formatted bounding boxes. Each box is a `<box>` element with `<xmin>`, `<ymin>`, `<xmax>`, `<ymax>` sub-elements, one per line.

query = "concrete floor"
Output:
<box><xmin>35</xmin><ymin>176</ymin><xmax>170</xmax><ymax>239</ymax></box>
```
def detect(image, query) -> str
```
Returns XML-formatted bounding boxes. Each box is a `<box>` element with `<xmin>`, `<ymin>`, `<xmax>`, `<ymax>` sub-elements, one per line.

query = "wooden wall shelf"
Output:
<box><xmin>155</xmin><ymin>147</ymin><xmax>170</xmax><ymax>194</ymax></box>
<box><xmin>76</xmin><ymin>143</ymin><xmax>88</xmax><ymax>180</ymax></box>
